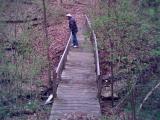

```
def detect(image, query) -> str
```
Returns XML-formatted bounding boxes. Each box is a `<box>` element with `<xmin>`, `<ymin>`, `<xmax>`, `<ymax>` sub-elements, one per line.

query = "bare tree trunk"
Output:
<box><xmin>131</xmin><ymin>88</ymin><xmax>136</xmax><ymax>120</ymax></box>
<box><xmin>95</xmin><ymin>0</ymin><xmax>100</xmax><ymax>15</ymax></box>
<box><xmin>91</xmin><ymin>0</ymin><xmax>100</xmax><ymax>15</ymax></box>
<box><xmin>42</xmin><ymin>0</ymin><xmax>52</xmax><ymax>88</ymax></box>
<box><xmin>110</xmin><ymin>39</ymin><xmax>114</xmax><ymax>107</ymax></box>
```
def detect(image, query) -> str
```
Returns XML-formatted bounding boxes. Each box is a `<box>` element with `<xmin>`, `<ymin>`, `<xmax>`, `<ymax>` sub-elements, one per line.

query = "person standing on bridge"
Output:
<box><xmin>66</xmin><ymin>13</ymin><xmax>79</xmax><ymax>48</ymax></box>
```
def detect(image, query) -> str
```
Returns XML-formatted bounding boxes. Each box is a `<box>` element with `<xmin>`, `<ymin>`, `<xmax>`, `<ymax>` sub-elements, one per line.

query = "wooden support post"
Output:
<box><xmin>97</xmin><ymin>75</ymin><xmax>102</xmax><ymax>98</ymax></box>
<box><xmin>53</xmin><ymin>72</ymin><xmax>58</xmax><ymax>98</ymax></box>
<box><xmin>131</xmin><ymin>88</ymin><xmax>136</xmax><ymax>120</ymax></box>
<box><xmin>110</xmin><ymin>39</ymin><xmax>114</xmax><ymax>107</ymax></box>
<box><xmin>42</xmin><ymin>0</ymin><xmax>52</xmax><ymax>89</ymax></box>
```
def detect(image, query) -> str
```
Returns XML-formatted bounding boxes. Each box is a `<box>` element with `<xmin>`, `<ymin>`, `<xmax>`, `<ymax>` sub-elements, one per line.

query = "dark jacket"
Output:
<box><xmin>69</xmin><ymin>17</ymin><xmax>78</xmax><ymax>33</ymax></box>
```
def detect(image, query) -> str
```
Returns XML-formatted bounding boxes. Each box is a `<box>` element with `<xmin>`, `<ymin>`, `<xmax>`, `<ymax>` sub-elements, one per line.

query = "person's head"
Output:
<box><xmin>66</xmin><ymin>13</ymin><xmax>72</xmax><ymax>20</ymax></box>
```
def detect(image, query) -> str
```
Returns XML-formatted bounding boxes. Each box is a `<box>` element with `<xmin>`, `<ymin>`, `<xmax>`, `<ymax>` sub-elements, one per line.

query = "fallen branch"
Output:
<box><xmin>10</xmin><ymin>110</ymin><xmax>35</xmax><ymax>117</ymax></box>
<box><xmin>75</xmin><ymin>1</ymin><xmax>88</xmax><ymax>6</ymax></box>
<box><xmin>138</xmin><ymin>81</ymin><xmax>160</xmax><ymax>113</ymax></box>
<box><xmin>0</xmin><ymin>18</ymin><xmax>42</xmax><ymax>24</ymax></box>
<box><xmin>10</xmin><ymin>0</ymin><xmax>34</xmax><ymax>5</ymax></box>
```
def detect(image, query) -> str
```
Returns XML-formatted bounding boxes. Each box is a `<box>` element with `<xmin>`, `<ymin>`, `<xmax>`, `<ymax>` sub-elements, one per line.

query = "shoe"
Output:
<box><xmin>73</xmin><ymin>45</ymin><xmax>78</xmax><ymax>48</ymax></box>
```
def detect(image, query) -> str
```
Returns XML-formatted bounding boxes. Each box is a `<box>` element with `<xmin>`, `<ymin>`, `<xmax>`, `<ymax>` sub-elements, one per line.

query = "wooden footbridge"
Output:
<box><xmin>49</xmin><ymin>16</ymin><xmax>102</xmax><ymax>120</ymax></box>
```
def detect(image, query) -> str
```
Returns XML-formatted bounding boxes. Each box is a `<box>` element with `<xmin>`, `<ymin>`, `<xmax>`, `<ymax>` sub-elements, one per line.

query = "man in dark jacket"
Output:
<box><xmin>66</xmin><ymin>14</ymin><xmax>78</xmax><ymax>48</ymax></box>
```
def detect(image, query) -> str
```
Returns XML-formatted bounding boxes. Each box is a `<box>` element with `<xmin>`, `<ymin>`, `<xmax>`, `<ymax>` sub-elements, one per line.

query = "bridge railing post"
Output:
<box><xmin>97</xmin><ymin>75</ymin><xmax>102</xmax><ymax>98</ymax></box>
<box><xmin>52</xmin><ymin>72</ymin><xmax>58</xmax><ymax>98</ymax></box>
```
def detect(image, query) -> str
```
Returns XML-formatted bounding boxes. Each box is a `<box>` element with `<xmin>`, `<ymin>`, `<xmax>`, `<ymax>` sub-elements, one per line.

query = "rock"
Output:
<box><xmin>102</xmin><ymin>74</ymin><xmax>111</xmax><ymax>79</ymax></box>
<box><xmin>101</xmin><ymin>87</ymin><xmax>119</xmax><ymax>100</ymax></box>
<box><xmin>45</xmin><ymin>94</ymin><xmax>53</xmax><ymax>105</ymax></box>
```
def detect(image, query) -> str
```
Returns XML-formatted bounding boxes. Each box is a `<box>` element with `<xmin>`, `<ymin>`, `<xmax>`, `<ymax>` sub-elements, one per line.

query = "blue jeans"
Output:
<box><xmin>72</xmin><ymin>32</ymin><xmax>78</xmax><ymax>46</ymax></box>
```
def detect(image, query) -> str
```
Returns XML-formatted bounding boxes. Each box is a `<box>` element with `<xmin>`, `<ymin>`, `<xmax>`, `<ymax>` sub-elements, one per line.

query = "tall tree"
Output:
<box><xmin>42</xmin><ymin>0</ymin><xmax>52</xmax><ymax>89</ymax></box>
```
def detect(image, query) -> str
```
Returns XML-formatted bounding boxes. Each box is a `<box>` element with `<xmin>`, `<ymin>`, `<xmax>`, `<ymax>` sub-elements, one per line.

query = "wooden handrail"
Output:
<box><xmin>93</xmin><ymin>31</ymin><xmax>101</xmax><ymax>76</ymax></box>
<box><xmin>85</xmin><ymin>15</ymin><xmax>101</xmax><ymax>76</ymax></box>
<box><xmin>56</xmin><ymin>33</ymin><xmax>72</xmax><ymax>76</ymax></box>
<box><xmin>85</xmin><ymin>15</ymin><xmax>102</xmax><ymax>98</ymax></box>
<box><xmin>52</xmin><ymin>33</ymin><xmax>71</xmax><ymax>98</ymax></box>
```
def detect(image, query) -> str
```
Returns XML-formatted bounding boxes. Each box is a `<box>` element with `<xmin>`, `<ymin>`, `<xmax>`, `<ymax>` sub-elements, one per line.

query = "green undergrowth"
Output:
<box><xmin>90</xmin><ymin>0</ymin><xmax>160</xmax><ymax>119</ymax></box>
<box><xmin>0</xmin><ymin>1</ymin><xmax>55</xmax><ymax>119</ymax></box>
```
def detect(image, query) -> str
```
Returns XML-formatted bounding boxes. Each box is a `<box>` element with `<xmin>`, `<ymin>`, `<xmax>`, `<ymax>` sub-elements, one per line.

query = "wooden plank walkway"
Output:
<box><xmin>49</xmin><ymin>27</ymin><xmax>101</xmax><ymax>120</ymax></box>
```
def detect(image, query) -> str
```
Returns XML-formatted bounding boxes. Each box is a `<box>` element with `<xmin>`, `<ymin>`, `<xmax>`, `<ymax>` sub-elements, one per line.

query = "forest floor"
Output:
<box><xmin>4</xmin><ymin>0</ymin><xmax>112</xmax><ymax>119</ymax></box>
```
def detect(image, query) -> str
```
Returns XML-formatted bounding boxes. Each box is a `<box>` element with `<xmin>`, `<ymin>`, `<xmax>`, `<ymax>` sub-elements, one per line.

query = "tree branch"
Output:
<box><xmin>138</xmin><ymin>81</ymin><xmax>160</xmax><ymax>113</ymax></box>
